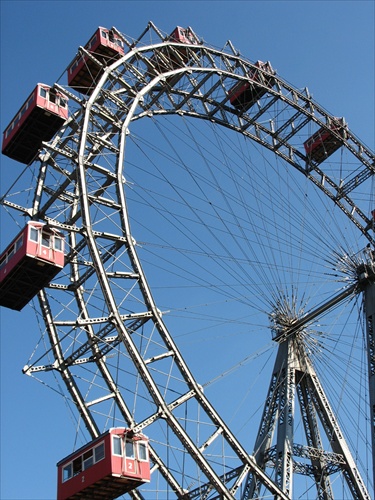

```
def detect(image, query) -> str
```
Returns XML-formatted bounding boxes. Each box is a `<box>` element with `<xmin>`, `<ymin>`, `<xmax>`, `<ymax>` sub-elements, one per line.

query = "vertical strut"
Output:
<box><xmin>360</xmin><ymin>259</ymin><xmax>375</xmax><ymax>496</ymax></box>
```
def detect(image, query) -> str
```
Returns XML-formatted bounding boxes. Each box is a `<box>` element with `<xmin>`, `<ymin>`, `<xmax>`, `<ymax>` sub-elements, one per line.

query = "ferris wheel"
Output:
<box><xmin>1</xmin><ymin>22</ymin><xmax>374</xmax><ymax>499</ymax></box>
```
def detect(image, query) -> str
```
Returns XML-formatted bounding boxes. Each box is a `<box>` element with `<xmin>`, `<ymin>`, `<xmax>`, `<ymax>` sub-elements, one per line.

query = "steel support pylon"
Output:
<box><xmin>242</xmin><ymin>284</ymin><xmax>372</xmax><ymax>500</ymax></box>
<box><xmin>359</xmin><ymin>254</ymin><xmax>375</xmax><ymax>497</ymax></box>
<box><xmin>1</xmin><ymin>22</ymin><xmax>374</xmax><ymax>499</ymax></box>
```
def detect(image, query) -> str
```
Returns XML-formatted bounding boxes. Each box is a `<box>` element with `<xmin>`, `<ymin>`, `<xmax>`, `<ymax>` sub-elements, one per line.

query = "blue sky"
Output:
<box><xmin>0</xmin><ymin>1</ymin><xmax>374</xmax><ymax>499</ymax></box>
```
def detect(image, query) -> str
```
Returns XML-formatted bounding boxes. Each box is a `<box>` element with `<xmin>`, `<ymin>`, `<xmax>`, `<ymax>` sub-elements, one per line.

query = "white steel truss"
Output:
<box><xmin>1</xmin><ymin>22</ymin><xmax>374</xmax><ymax>499</ymax></box>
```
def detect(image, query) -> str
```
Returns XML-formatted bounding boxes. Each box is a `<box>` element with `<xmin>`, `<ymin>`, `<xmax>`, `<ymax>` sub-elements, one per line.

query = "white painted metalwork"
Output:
<box><xmin>2</xmin><ymin>22</ymin><xmax>374</xmax><ymax>499</ymax></box>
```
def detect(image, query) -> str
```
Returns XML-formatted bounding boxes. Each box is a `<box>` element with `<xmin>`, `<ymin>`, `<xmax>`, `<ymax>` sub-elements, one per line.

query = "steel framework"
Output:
<box><xmin>1</xmin><ymin>22</ymin><xmax>374</xmax><ymax>499</ymax></box>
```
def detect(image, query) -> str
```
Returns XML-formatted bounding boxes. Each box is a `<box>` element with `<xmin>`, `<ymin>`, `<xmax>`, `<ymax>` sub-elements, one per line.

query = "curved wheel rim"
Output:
<box><xmin>1</xmin><ymin>23</ymin><xmax>374</xmax><ymax>499</ymax></box>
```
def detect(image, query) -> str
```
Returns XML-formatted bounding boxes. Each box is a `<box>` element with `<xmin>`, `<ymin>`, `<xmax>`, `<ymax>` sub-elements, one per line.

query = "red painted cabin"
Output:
<box><xmin>68</xmin><ymin>27</ymin><xmax>125</xmax><ymax>95</ymax></box>
<box><xmin>304</xmin><ymin>118</ymin><xmax>347</xmax><ymax>164</ymax></box>
<box><xmin>168</xmin><ymin>26</ymin><xmax>200</xmax><ymax>60</ymax></box>
<box><xmin>2</xmin><ymin>84</ymin><xmax>68</xmax><ymax>164</ymax></box>
<box><xmin>147</xmin><ymin>26</ymin><xmax>199</xmax><ymax>78</ymax></box>
<box><xmin>229</xmin><ymin>61</ymin><xmax>275</xmax><ymax>111</ymax></box>
<box><xmin>0</xmin><ymin>222</ymin><xmax>65</xmax><ymax>311</ymax></box>
<box><xmin>57</xmin><ymin>428</ymin><xmax>150</xmax><ymax>500</ymax></box>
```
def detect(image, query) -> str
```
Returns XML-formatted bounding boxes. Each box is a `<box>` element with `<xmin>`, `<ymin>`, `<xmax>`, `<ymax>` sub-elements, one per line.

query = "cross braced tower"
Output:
<box><xmin>243</xmin><ymin>261</ymin><xmax>374</xmax><ymax>499</ymax></box>
<box><xmin>0</xmin><ymin>22</ymin><xmax>374</xmax><ymax>499</ymax></box>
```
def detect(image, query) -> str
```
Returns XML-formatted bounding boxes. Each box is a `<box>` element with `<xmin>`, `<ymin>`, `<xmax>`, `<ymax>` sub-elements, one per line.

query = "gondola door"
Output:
<box><xmin>123</xmin><ymin>437</ymin><xmax>138</xmax><ymax>476</ymax></box>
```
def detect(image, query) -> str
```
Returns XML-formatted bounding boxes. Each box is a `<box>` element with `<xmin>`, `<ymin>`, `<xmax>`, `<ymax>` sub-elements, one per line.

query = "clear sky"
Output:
<box><xmin>0</xmin><ymin>1</ymin><xmax>374</xmax><ymax>499</ymax></box>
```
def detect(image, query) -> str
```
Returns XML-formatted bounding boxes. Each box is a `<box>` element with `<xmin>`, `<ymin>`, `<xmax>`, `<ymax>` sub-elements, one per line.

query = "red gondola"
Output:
<box><xmin>2</xmin><ymin>84</ymin><xmax>68</xmax><ymax>164</ymax></box>
<box><xmin>147</xmin><ymin>26</ymin><xmax>199</xmax><ymax>79</ymax></box>
<box><xmin>57</xmin><ymin>428</ymin><xmax>151</xmax><ymax>500</ymax></box>
<box><xmin>304</xmin><ymin>117</ymin><xmax>347</xmax><ymax>164</ymax></box>
<box><xmin>168</xmin><ymin>26</ymin><xmax>200</xmax><ymax>57</ymax></box>
<box><xmin>229</xmin><ymin>61</ymin><xmax>275</xmax><ymax>111</ymax></box>
<box><xmin>0</xmin><ymin>222</ymin><xmax>65</xmax><ymax>311</ymax></box>
<box><xmin>68</xmin><ymin>27</ymin><xmax>125</xmax><ymax>95</ymax></box>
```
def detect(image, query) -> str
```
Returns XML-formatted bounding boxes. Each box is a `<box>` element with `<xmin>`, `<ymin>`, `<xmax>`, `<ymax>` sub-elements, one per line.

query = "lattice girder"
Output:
<box><xmin>2</xmin><ymin>23</ymin><xmax>374</xmax><ymax>499</ymax></box>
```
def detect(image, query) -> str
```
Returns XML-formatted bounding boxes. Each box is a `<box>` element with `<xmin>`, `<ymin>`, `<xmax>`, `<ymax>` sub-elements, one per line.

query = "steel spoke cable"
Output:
<box><xmin>122</xmin><ymin>111</ymin><xmax>368</xmax><ymax>386</ymax></box>
<box><xmin>128</xmin><ymin>129</ymin><xmax>280</xmax><ymax>310</ymax></box>
<box><xmin>183</xmin><ymin>118</ymin><xmax>281</xmax><ymax>303</ymax></box>
<box><xmin>129</xmin><ymin>121</ymin><xmax>302</xmax><ymax>306</ymax></box>
<box><xmin>309</xmin><ymin>301</ymin><xmax>371</xmax><ymax>477</ymax></box>
<box><xmin>131</xmin><ymin>113</ymin><xmax>358</xmax><ymax>292</ymax></box>
<box><xmin>1</xmin><ymin>23</ymin><xmax>373</xmax><ymax>499</ymax></box>
<box><xmin>147</xmin><ymin>118</ymin><xmax>272</xmax><ymax>296</ymax></box>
